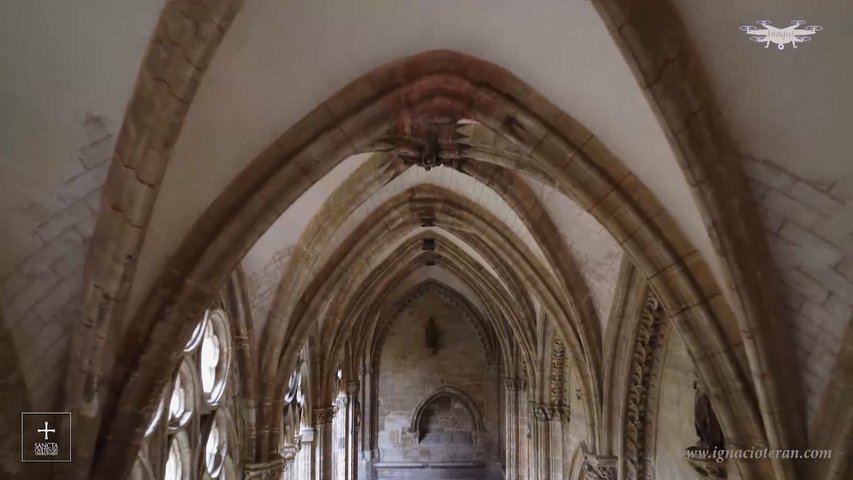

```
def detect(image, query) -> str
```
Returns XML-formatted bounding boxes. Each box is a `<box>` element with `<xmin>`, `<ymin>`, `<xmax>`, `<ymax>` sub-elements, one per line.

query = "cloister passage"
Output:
<box><xmin>1</xmin><ymin>1</ymin><xmax>851</xmax><ymax>480</ymax></box>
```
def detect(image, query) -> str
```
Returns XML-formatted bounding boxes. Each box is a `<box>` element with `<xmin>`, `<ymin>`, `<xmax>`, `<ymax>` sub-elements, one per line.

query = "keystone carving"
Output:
<box><xmin>377</xmin><ymin>122</ymin><xmax>468</xmax><ymax>171</ymax></box>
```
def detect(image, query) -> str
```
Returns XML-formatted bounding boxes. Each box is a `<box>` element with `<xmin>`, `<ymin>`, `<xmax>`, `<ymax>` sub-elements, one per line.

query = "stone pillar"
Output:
<box><xmin>504</xmin><ymin>377</ymin><xmax>521</xmax><ymax>479</ymax></box>
<box><xmin>281</xmin><ymin>445</ymin><xmax>298</xmax><ymax>480</ymax></box>
<box><xmin>314</xmin><ymin>407</ymin><xmax>336</xmax><ymax>480</ymax></box>
<box><xmin>333</xmin><ymin>396</ymin><xmax>348</xmax><ymax>480</ymax></box>
<box><xmin>485</xmin><ymin>362</ymin><xmax>500</xmax><ymax>455</ymax></box>
<box><xmin>299</xmin><ymin>428</ymin><xmax>315</xmax><ymax>480</ymax></box>
<box><xmin>518</xmin><ymin>388</ymin><xmax>530</xmax><ymax>480</ymax></box>
<box><xmin>346</xmin><ymin>380</ymin><xmax>360</xmax><ymax>480</ymax></box>
<box><xmin>548</xmin><ymin>405</ymin><xmax>570</xmax><ymax>479</ymax></box>
<box><xmin>529</xmin><ymin>404</ymin><xmax>553</xmax><ymax>480</ymax></box>
<box><xmin>243</xmin><ymin>459</ymin><xmax>284</xmax><ymax>480</ymax></box>
<box><xmin>357</xmin><ymin>366</ymin><xmax>377</xmax><ymax>480</ymax></box>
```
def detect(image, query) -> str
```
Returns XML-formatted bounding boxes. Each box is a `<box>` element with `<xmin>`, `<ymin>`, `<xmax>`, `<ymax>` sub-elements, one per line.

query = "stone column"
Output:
<box><xmin>333</xmin><ymin>396</ymin><xmax>348</xmax><ymax>480</ymax></box>
<box><xmin>281</xmin><ymin>445</ymin><xmax>298</xmax><ymax>480</ymax></box>
<box><xmin>504</xmin><ymin>377</ymin><xmax>521</xmax><ymax>479</ymax></box>
<box><xmin>346</xmin><ymin>380</ymin><xmax>360</xmax><ymax>480</ymax></box>
<box><xmin>529</xmin><ymin>403</ymin><xmax>553</xmax><ymax>480</ymax></box>
<box><xmin>357</xmin><ymin>366</ymin><xmax>377</xmax><ymax>480</ymax></box>
<box><xmin>548</xmin><ymin>405</ymin><xmax>570</xmax><ymax>479</ymax></box>
<box><xmin>314</xmin><ymin>407</ymin><xmax>336</xmax><ymax>480</ymax></box>
<box><xmin>299</xmin><ymin>428</ymin><xmax>315</xmax><ymax>480</ymax></box>
<box><xmin>518</xmin><ymin>388</ymin><xmax>530</xmax><ymax>480</ymax></box>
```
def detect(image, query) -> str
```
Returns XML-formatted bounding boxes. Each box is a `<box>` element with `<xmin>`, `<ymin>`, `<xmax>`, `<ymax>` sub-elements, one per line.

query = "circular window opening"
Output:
<box><xmin>164</xmin><ymin>432</ymin><xmax>190</xmax><ymax>480</ymax></box>
<box><xmin>184</xmin><ymin>312</ymin><xmax>208</xmax><ymax>353</ymax></box>
<box><xmin>168</xmin><ymin>361</ymin><xmax>196</xmax><ymax>429</ymax></box>
<box><xmin>200</xmin><ymin>308</ymin><xmax>231</xmax><ymax>406</ymax></box>
<box><xmin>205</xmin><ymin>417</ymin><xmax>228</xmax><ymax>478</ymax></box>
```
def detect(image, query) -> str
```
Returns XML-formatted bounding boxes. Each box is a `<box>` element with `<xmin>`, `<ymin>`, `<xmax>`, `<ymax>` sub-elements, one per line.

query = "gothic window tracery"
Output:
<box><xmin>205</xmin><ymin>416</ymin><xmax>227</xmax><ymax>478</ymax></box>
<box><xmin>130</xmin><ymin>300</ymin><xmax>239</xmax><ymax>480</ymax></box>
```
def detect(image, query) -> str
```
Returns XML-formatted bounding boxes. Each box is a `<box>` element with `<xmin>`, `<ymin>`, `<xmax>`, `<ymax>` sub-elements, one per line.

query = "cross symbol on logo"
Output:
<box><xmin>37</xmin><ymin>421</ymin><xmax>55</xmax><ymax>440</ymax></box>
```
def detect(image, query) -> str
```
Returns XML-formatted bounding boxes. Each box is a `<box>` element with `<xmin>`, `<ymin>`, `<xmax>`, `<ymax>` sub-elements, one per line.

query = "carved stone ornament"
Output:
<box><xmin>624</xmin><ymin>289</ymin><xmax>666</xmax><ymax>480</ymax></box>
<box><xmin>529</xmin><ymin>403</ymin><xmax>551</xmax><ymax>422</ymax></box>
<box><xmin>380</xmin><ymin>124</ymin><xmax>468</xmax><ymax>171</ymax></box>
<box><xmin>243</xmin><ymin>459</ymin><xmax>285</xmax><ymax>480</ymax></box>
<box><xmin>346</xmin><ymin>380</ymin><xmax>360</xmax><ymax>395</ymax></box>
<box><xmin>549</xmin><ymin>404</ymin><xmax>571</xmax><ymax>423</ymax></box>
<box><xmin>504</xmin><ymin>377</ymin><xmax>523</xmax><ymax>392</ymax></box>
<box><xmin>280</xmin><ymin>445</ymin><xmax>298</xmax><ymax>461</ymax></box>
<box><xmin>549</xmin><ymin>337</ymin><xmax>568</xmax><ymax>409</ymax></box>
<box><xmin>583</xmin><ymin>454</ymin><xmax>618</xmax><ymax>480</ymax></box>
<box><xmin>313</xmin><ymin>407</ymin><xmax>336</xmax><ymax>425</ymax></box>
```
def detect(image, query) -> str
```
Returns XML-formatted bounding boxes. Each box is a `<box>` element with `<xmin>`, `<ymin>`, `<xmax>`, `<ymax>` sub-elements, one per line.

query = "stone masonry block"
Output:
<box><xmin>742</xmin><ymin>159</ymin><xmax>795</xmax><ymax>191</ymax></box>
<box><xmin>79</xmin><ymin>135</ymin><xmax>115</xmax><ymax>170</ymax></box>
<box><xmin>788</xmin><ymin>181</ymin><xmax>844</xmax><ymax>212</ymax></box>
<box><xmin>781</xmin><ymin>268</ymin><xmax>830</xmax><ymax>304</ymax></box>
<box><xmin>3</xmin><ymin>269</ymin><xmax>60</xmax><ymax>323</ymax></box>
<box><xmin>763</xmin><ymin>191</ymin><xmax>821</xmax><ymax>228</ymax></box>
<box><xmin>20</xmin><ymin>229</ymin><xmax>84</xmax><ymax>277</ymax></box>
<box><xmin>57</xmin><ymin>162</ymin><xmax>109</xmax><ymax>205</ymax></box>
<box><xmin>757</xmin><ymin>207</ymin><xmax>784</xmax><ymax>232</ymax></box>
<box><xmin>800</xmin><ymin>265</ymin><xmax>853</xmax><ymax>304</ymax></box>
<box><xmin>33</xmin><ymin>276</ymin><xmax>80</xmax><ymax>321</ymax></box>
<box><xmin>34</xmin><ymin>200</ymin><xmax>92</xmax><ymax>243</ymax></box>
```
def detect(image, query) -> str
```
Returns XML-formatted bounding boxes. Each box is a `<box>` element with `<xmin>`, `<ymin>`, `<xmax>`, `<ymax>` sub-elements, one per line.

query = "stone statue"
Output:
<box><xmin>425</xmin><ymin>318</ymin><xmax>438</xmax><ymax>355</ymax></box>
<box><xmin>685</xmin><ymin>381</ymin><xmax>727</xmax><ymax>478</ymax></box>
<box><xmin>693</xmin><ymin>381</ymin><xmax>724</xmax><ymax>451</ymax></box>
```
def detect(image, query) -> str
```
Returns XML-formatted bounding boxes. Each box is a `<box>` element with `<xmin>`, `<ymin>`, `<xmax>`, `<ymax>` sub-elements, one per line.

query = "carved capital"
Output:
<box><xmin>583</xmin><ymin>454</ymin><xmax>618</xmax><ymax>480</ymax></box>
<box><xmin>529</xmin><ymin>403</ymin><xmax>551</xmax><ymax>422</ymax></box>
<box><xmin>504</xmin><ymin>377</ymin><xmax>522</xmax><ymax>391</ymax></box>
<box><xmin>280</xmin><ymin>445</ymin><xmax>298</xmax><ymax>462</ymax></box>
<box><xmin>243</xmin><ymin>459</ymin><xmax>285</xmax><ymax>480</ymax></box>
<box><xmin>313</xmin><ymin>407</ymin><xmax>336</xmax><ymax>425</ymax></box>
<box><xmin>549</xmin><ymin>404</ymin><xmax>571</xmax><ymax>423</ymax></box>
<box><xmin>346</xmin><ymin>380</ymin><xmax>360</xmax><ymax>395</ymax></box>
<box><xmin>528</xmin><ymin>403</ymin><xmax>570</xmax><ymax>422</ymax></box>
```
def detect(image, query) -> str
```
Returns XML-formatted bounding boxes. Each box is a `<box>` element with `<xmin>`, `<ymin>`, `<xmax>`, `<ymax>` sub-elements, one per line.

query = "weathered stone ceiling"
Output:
<box><xmin>670</xmin><ymin>0</ymin><xmax>853</xmax><ymax>423</ymax></box>
<box><xmin>0</xmin><ymin>0</ymin><xmax>849</xmax><ymax>441</ymax></box>
<box><xmin>129</xmin><ymin>0</ymin><xmax>718</xmax><ymax>320</ymax></box>
<box><xmin>0</xmin><ymin>0</ymin><xmax>166</xmax><ymax>274</ymax></box>
<box><xmin>242</xmin><ymin>153</ymin><xmax>371</xmax><ymax>278</ymax></box>
<box><xmin>520</xmin><ymin>175</ymin><xmax>623</xmax><ymax>326</ymax></box>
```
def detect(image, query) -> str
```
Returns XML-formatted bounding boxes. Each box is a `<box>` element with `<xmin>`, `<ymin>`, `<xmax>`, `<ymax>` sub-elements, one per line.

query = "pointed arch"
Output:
<box><xmin>409</xmin><ymin>386</ymin><xmax>485</xmax><ymax>434</ymax></box>
<box><xmin>85</xmin><ymin>49</ymin><xmax>776</xmax><ymax>479</ymax></box>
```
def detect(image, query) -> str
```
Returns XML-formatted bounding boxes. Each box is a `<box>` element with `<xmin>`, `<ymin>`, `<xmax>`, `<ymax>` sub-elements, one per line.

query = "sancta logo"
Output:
<box><xmin>740</xmin><ymin>20</ymin><xmax>823</xmax><ymax>50</ymax></box>
<box><xmin>21</xmin><ymin>412</ymin><xmax>72</xmax><ymax>463</ymax></box>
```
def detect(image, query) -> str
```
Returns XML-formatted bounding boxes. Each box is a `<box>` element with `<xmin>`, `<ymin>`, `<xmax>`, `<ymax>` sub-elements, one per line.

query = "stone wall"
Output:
<box><xmin>375</xmin><ymin>291</ymin><xmax>498</xmax><ymax>480</ymax></box>
<box><xmin>653</xmin><ymin>332</ymin><xmax>702</xmax><ymax>480</ymax></box>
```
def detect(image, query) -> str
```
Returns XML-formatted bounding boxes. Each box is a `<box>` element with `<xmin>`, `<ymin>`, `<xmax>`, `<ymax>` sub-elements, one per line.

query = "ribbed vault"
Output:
<box><xmin>81</xmin><ymin>49</ymin><xmax>776</xmax><ymax>480</ymax></box>
<box><xmin>8</xmin><ymin>0</ymin><xmax>853</xmax><ymax>479</ymax></box>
